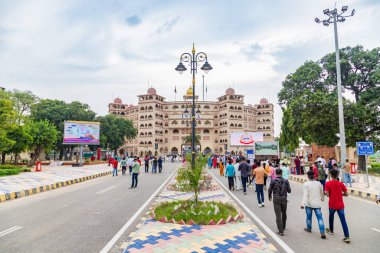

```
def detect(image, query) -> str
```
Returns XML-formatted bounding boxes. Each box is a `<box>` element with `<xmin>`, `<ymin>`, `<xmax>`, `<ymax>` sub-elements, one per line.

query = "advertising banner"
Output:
<box><xmin>63</xmin><ymin>121</ymin><xmax>100</xmax><ymax>145</ymax></box>
<box><xmin>255</xmin><ymin>141</ymin><xmax>279</xmax><ymax>156</ymax></box>
<box><xmin>230</xmin><ymin>132</ymin><xmax>264</xmax><ymax>146</ymax></box>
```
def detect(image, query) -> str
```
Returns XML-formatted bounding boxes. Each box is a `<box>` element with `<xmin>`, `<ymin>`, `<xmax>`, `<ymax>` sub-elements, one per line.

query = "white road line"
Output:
<box><xmin>211</xmin><ymin>172</ymin><xmax>295</xmax><ymax>253</ymax></box>
<box><xmin>0</xmin><ymin>226</ymin><xmax>23</xmax><ymax>237</ymax></box>
<box><xmin>99</xmin><ymin>167</ymin><xmax>179</xmax><ymax>253</ymax></box>
<box><xmin>95</xmin><ymin>186</ymin><xmax>117</xmax><ymax>195</ymax></box>
<box><xmin>372</xmin><ymin>228</ymin><xmax>380</xmax><ymax>233</ymax></box>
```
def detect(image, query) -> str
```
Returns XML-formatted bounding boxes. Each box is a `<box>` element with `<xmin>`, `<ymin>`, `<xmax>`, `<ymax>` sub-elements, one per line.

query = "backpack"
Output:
<box><xmin>273</xmin><ymin>178</ymin><xmax>287</xmax><ymax>197</ymax></box>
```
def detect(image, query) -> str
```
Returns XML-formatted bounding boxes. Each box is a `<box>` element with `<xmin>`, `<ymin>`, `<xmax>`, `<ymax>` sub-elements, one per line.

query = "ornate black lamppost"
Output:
<box><xmin>175</xmin><ymin>43</ymin><xmax>212</xmax><ymax>168</ymax></box>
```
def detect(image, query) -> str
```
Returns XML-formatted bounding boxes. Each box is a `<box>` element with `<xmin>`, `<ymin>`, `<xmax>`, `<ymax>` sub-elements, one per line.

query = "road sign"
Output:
<box><xmin>247</xmin><ymin>149</ymin><xmax>255</xmax><ymax>160</ymax></box>
<box><xmin>356</xmin><ymin>142</ymin><xmax>374</xmax><ymax>156</ymax></box>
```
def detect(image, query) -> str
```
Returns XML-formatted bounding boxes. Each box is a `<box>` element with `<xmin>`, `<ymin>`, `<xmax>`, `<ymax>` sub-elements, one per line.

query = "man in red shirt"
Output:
<box><xmin>312</xmin><ymin>162</ymin><xmax>319</xmax><ymax>180</ymax></box>
<box><xmin>294</xmin><ymin>156</ymin><xmax>301</xmax><ymax>175</ymax></box>
<box><xmin>112</xmin><ymin>158</ymin><xmax>118</xmax><ymax>177</ymax></box>
<box><xmin>325</xmin><ymin>169</ymin><xmax>350</xmax><ymax>243</ymax></box>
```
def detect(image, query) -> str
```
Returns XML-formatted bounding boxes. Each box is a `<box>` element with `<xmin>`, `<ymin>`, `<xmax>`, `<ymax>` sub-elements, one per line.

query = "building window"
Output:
<box><xmin>173</xmin><ymin>129</ymin><xmax>179</xmax><ymax>134</ymax></box>
<box><xmin>203</xmin><ymin>129</ymin><xmax>210</xmax><ymax>134</ymax></box>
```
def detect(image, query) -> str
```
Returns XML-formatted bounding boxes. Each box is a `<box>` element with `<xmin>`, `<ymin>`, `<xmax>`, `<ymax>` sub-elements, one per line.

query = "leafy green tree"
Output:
<box><xmin>0</xmin><ymin>91</ymin><xmax>17</xmax><ymax>163</ymax></box>
<box><xmin>98</xmin><ymin>114</ymin><xmax>137</xmax><ymax>152</ymax></box>
<box><xmin>321</xmin><ymin>46</ymin><xmax>380</xmax><ymax>102</ymax></box>
<box><xmin>5</xmin><ymin>125</ymin><xmax>33</xmax><ymax>164</ymax></box>
<box><xmin>26</xmin><ymin>120</ymin><xmax>58</xmax><ymax>166</ymax></box>
<box><xmin>9</xmin><ymin>89</ymin><xmax>38</xmax><ymax>124</ymax></box>
<box><xmin>182</xmin><ymin>135</ymin><xmax>201</xmax><ymax>146</ymax></box>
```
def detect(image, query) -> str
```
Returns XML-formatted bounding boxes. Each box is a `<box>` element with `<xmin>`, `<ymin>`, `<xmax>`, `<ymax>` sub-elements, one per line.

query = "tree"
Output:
<box><xmin>98</xmin><ymin>114</ymin><xmax>137</xmax><ymax>152</ymax></box>
<box><xmin>278</xmin><ymin>45</ymin><xmax>380</xmax><ymax>169</ymax></box>
<box><xmin>5</xmin><ymin>125</ymin><xmax>33</xmax><ymax>164</ymax></box>
<box><xmin>0</xmin><ymin>91</ymin><xmax>16</xmax><ymax>163</ymax></box>
<box><xmin>9</xmin><ymin>89</ymin><xmax>38</xmax><ymax>125</ymax></box>
<box><xmin>321</xmin><ymin>46</ymin><xmax>380</xmax><ymax>102</ymax></box>
<box><xmin>26</xmin><ymin>120</ymin><xmax>58</xmax><ymax>167</ymax></box>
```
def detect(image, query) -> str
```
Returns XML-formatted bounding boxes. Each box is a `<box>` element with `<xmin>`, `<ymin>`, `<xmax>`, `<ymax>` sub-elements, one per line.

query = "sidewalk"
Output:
<box><xmin>0</xmin><ymin>163</ymin><xmax>112</xmax><ymax>202</ymax></box>
<box><xmin>118</xmin><ymin>172</ymin><xmax>279</xmax><ymax>253</ymax></box>
<box><xmin>288</xmin><ymin>173</ymin><xmax>379</xmax><ymax>201</ymax></box>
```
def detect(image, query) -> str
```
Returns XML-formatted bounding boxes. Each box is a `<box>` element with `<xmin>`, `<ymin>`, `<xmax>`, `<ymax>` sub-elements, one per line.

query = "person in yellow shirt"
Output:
<box><xmin>219</xmin><ymin>160</ymin><xmax>225</xmax><ymax>176</ymax></box>
<box><xmin>253</xmin><ymin>161</ymin><xmax>267</xmax><ymax>207</ymax></box>
<box><xmin>264</xmin><ymin>162</ymin><xmax>270</xmax><ymax>190</ymax></box>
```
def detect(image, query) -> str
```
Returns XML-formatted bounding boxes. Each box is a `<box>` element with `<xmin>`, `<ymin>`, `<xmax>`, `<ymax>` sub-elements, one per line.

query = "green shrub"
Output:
<box><xmin>0</xmin><ymin>169</ymin><xmax>20</xmax><ymax>177</ymax></box>
<box><xmin>368</xmin><ymin>167</ymin><xmax>380</xmax><ymax>174</ymax></box>
<box><xmin>0</xmin><ymin>165</ymin><xmax>24</xmax><ymax>170</ymax></box>
<box><xmin>154</xmin><ymin>200</ymin><xmax>238</xmax><ymax>225</ymax></box>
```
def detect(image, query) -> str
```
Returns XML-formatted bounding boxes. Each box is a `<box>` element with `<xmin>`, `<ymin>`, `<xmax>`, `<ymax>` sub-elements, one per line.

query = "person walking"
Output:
<box><xmin>212</xmin><ymin>156</ymin><xmax>217</xmax><ymax>169</ymax></box>
<box><xmin>238</xmin><ymin>158</ymin><xmax>251</xmax><ymax>195</ymax></box>
<box><xmin>294</xmin><ymin>156</ymin><xmax>301</xmax><ymax>175</ymax></box>
<box><xmin>112</xmin><ymin>158</ymin><xmax>118</xmax><ymax>177</ymax></box>
<box><xmin>325</xmin><ymin>169</ymin><xmax>351</xmax><ymax>243</ymax></box>
<box><xmin>120</xmin><ymin>157</ymin><xmax>127</xmax><ymax>175</ymax></box>
<box><xmin>318</xmin><ymin>164</ymin><xmax>327</xmax><ymax>191</ymax></box>
<box><xmin>152</xmin><ymin>156</ymin><xmax>158</xmax><ymax>173</ymax></box>
<box><xmin>127</xmin><ymin>156</ymin><xmax>134</xmax><ymax>175</ymax></box>
<box><xmin>219</xmin><ymin>160</ymin><xmax>225</xmax><ymax>176</ymax></box>
<box><xmin>343</xmin><ymin>159</ymin><xmax>352</xmax><ymax>188</ymax></box>
<box><xmin>158</xmin><ymin>156</ymin><xmax>163</xmax><ymax>173</ymax></box>
<box><xmin>207</xmin><ymin>156</ymin><xmax>213</xmax><ymax>169</ymax></box>
<box><xmin>225</xmin><ymin>160</ymin><xmax>235</xmax><ymax>190</ymax></box>
<box><xmin>268</xmin><ymin>168</ymin><xmax>291</xmax><ymax>236</ymax></box>
<box><xmin>302</xmin><ymin>170</ymin><xmax>326</xmax><ymax>239</ymax></box>
<box><xmin>234</xmin><ymin>159</ymin><xmax>241</xmax><ymax>190</ymax></box>
<box><xmin>263</xmin><ymin>162</ymin><xmax>270</xmax><ymax>190</ymax></box>
<box><xmin>129</xmin><ymin>158</ymin><xmax>140</xmax><ymax>188</ymax></box>
<box><xmin>253</xmin><ymin>161</ymin><xmax>266</xmax><ymax>207</ymax></box>
<box><xmin>144</xmin><ymin>155</ymin><xmax>149</xmax><ymax>173</ymax></box>
<box><xmin>281</xmin><ymin>163</ymin><xmax>290</xmax><ymax>180</ymax></box>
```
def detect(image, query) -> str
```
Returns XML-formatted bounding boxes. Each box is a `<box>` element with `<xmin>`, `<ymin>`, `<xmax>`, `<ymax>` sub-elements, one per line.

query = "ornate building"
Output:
<box><xmin>108</xmin><ymin>87</ymin><xmax>274</xmax><ymax>157</ymax></box>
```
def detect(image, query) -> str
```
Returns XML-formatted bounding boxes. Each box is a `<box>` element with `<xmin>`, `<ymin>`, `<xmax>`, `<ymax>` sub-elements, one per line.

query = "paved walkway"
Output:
<box><xmin>0</xmin><ymin>164</ymin><xmax>112</xmax><ymax>200</ymax></box>
<box><xmin>120</xmin><ymin>174</ymin><xmax>279</xmax><ymax>253</ymax></box>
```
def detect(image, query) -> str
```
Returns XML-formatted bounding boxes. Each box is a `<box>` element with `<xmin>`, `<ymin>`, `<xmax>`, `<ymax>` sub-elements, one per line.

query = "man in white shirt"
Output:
<box><xmin>127</xmin><ymin>157</ymin><xmax>134</xmax><ymax>175</ymax></box>
<box><xmin>301</xmin><ymin>170</ymin><xmax>326</xmax><ymax>239</ymax></box>
<box><xmin>234</xmin><ymin>159</ymin><xmax>241</xmax><ymax>190</ymax></box>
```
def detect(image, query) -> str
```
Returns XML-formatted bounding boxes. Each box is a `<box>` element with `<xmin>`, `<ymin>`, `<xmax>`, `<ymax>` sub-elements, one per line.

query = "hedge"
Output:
<box><xmin>0</xmin><ymin>169</ymin><xmax>20</xmax><ymax>176</ymax></box>
<box><xmin>0</xmin><ymin>165</ymin><xmax>25</xmax><ymax>170</ymax></box>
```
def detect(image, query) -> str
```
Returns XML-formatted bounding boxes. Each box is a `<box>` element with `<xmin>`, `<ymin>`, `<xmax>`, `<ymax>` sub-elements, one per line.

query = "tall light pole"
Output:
<box><xmin>175</xmin><ymin>43</ymin><xmax>212</xmax><ymax>168</ymax></box>
<box><xmin>315</xmin><ymin>6</ymin><xmax>355</xmax><ymax>165</ymax></box>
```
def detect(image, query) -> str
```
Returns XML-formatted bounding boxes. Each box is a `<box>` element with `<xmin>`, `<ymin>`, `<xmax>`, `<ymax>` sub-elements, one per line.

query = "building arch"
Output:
<box><xmin>171</xmin><ymin>147</ymin><xmax>179</xmax><ymax>155</ymax></box>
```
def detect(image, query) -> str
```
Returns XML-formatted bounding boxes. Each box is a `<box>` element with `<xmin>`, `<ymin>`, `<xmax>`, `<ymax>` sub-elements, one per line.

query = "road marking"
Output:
<box><xmin>211</xmin><ymin>172</ymin><xmax>295</xmax><ymax>253</ymax></box>
<box><xmin>372</xmin><ymin>228</ymin><xmax>380</xmax><ymax>233</ymax></box>
<box><xmin>95</xmin><ymin>186</ymin><xmax>117</xmax><ymax>195</ymax></box>
<box><xmin>0</xmin><ymin>226</ymin><xmax>23</xmax><ymax>237</ymax></box>
<box><xmin>99</xmin><ymin>167</ymin><xmax>179</xmax><ymax>253</ymax></box>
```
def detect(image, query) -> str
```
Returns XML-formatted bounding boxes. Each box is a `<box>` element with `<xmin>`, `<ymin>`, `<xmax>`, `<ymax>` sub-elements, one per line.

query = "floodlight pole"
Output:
<box><xmin>315</xmin><ymin>6</ymin><xmax>355</xmax><ymax>165</ymax></box>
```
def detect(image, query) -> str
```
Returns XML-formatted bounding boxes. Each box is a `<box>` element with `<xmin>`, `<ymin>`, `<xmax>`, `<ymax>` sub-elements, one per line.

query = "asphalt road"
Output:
<box><xmin>0</xmin><ymin>163</ymin><xmax>178</xmax><ymax>253</ymax></box>
<box><xmin>210</xmin><ymin>169</ymin><xmax>380</xmax><ymax>253</ymax></box>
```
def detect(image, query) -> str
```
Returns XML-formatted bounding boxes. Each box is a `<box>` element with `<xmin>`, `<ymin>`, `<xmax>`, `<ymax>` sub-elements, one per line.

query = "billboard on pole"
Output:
<box><xmin>255</xmin><ymin>141</ymin><xmax>279</xmax><ymax>156</ymax></box>
<box><xmin>230</xmin><ymin>132</ymin><xmax>264</xmax><ymax>146</ymax></box>
<box><xmin>63</xmin><ymin>121</ymin><xmax>100</xmax><ymax>145</ymax></box>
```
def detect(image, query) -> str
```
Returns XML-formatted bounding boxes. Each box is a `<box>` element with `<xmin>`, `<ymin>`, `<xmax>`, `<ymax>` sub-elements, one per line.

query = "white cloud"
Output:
<box><xmin>0</xmin><ymin>0</ymin><xmax>379</xmax><ymax>137</ymax></box>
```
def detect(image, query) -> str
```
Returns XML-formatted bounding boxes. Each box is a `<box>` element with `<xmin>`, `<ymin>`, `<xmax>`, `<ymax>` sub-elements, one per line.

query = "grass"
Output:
<box><xmin>0</xmin><ymin>165</ymin><xmax>31</xmax><ymax>177</ymax></box>
<box><xmin>154</xmin><ymin>200</ymin><xmax>238</xmax><ymax>225</ymax></box>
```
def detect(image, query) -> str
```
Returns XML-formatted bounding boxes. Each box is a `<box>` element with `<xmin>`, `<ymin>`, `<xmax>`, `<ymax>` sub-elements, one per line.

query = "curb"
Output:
<box><xmin>288</xmin><ymin>175</ymin><xmax>379</xmax><ymax>201</ymax></box>
<box><xmin>0</xmin><ymin>170</ymin><xmax>113</xmax><ymax>203</ymax></box>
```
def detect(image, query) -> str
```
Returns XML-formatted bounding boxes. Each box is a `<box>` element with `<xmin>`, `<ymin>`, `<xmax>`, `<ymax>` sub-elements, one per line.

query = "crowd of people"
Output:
<box><xmin>208</xmin><ymin>154</ymin><xmax>352</xmax><ymax>243</ymax></box>
<box><xmin>108</xmin><ymin>155</ymin><xmax>164</xmax><ymax>189</ymax></box>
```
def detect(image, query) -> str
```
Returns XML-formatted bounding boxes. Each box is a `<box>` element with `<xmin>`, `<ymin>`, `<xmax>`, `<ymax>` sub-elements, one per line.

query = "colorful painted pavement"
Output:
<box><xmin>120</xmin><ymin>177</ymin><xmax>278</xmax><ymax>253</ymax></box>
<box><xmin>0</xmin><ymin>164</ymin><xmax>111</xmax><ymax>195</ymax></box>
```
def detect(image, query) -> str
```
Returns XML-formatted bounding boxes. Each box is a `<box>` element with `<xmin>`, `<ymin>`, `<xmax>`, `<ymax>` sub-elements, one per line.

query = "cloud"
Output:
<box><xmin>126</xmin><ymin>15</ymin><xmax>141</xmax><ymax>26</ymax></box>
<box><xmin>155</xmin><ymin>16</ymin><xmax>180</xmax><ymax>34</ymax></box>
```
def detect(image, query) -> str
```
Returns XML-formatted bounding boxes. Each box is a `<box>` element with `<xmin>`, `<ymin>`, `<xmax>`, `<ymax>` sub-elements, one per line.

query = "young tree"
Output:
<box><xmin>9</xmin><ymin>89</ymin><xmax>39</xmax><ymax>124</ymax></box>
<box><xmin>5</xmin><ymin>125</ymin><xmax>33</xmax><ymax>164</ymax></box>
<box><xmin>0</xmin><ymin>91</ymin><xmax>16</xmax><ymax>163</ymax></box>
<box><xmin>26</xmin><ymin>120</ymin><xmax>58</xmax><ymax>167</ymax></box>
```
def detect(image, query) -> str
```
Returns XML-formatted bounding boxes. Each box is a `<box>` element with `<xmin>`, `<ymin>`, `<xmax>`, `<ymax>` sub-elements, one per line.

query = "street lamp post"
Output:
<box><xmin>315</xmin><ymin>6</ymin><xmax>355</xmax><ymax>165</ymax></box>
<box><xmin>175</xmin><ymin>43</ymin><xmax>212</xmax><ymax>168</ymax></box>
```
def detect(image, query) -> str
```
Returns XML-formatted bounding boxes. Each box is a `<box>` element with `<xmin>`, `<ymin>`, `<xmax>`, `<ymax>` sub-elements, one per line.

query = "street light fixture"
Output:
<box><xmin>315</xmin><ymin>5</ymin><xmax>355</xmax><ymax>165</ymax></box>
<box><xmin>175</xmin><ymin>43</ymin><xmax>212</xmax><ymax>168</ymax></box>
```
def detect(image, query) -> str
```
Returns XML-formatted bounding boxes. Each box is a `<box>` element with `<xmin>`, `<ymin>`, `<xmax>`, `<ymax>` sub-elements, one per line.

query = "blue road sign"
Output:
<box><xmin>356</xmin><ymin>142</ymin><xmax>374</xmax><ymax>156</ymax></box>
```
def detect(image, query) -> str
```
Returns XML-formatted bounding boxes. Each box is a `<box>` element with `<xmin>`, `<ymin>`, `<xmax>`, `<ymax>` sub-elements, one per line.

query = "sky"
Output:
<box><xmin>1</xmin><ymin>0</ymin><xmax>379</xmax><ymax>136</ymax></box>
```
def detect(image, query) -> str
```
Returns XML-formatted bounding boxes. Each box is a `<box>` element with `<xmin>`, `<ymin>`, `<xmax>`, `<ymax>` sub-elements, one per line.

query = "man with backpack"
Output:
<box><xmin>268</xmin><ymin>168</ymin><xmax>292</xmax><ymax>236</ymax></box>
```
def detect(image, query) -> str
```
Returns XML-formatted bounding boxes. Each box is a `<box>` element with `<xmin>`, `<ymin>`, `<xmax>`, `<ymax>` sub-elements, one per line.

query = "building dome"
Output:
<box><xmin>114</xmin><ymin>97</ymin><xmax>122</xmax><ymax>104</ymax></box>
<box><xmin>147</xmin><ymin>87</ymin><xmax>157</xmax><ymax>95</ymax></box>
<box><xmin>225</xmin><ymin>88</ymin><xmax>235</xmax><ymax>95</ymax></box>
<box><xmin>260</xmin><ymin>98</ymin><xmax>268</xmax><ymax>104</ymax></box>
<box><xmin>186</xmin><ymin>87</ymin><xmax>193</xmax><ymax>96</ymax></box>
